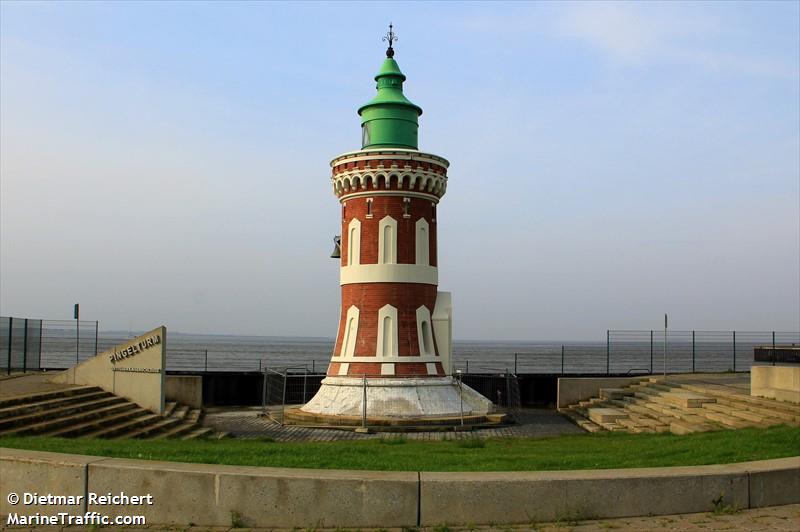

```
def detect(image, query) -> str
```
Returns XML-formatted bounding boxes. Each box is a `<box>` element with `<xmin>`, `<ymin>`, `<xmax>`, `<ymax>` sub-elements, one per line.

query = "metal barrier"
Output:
<box><xmin>260</xmin><ymin>369</ymin><xmax>521</xmax><ymax>429</ymax></box>
<box><xmin>1</xmin><ymin>317</ymin><xmax>99</xmax><ymax>374</ymax></box>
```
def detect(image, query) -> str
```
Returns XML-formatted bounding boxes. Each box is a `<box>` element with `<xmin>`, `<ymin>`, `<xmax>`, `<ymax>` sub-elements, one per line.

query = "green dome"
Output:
<box><xmin>357</xmin><ymin>56</ymin><xmax>422</xmax><ymax>150</ymax></box>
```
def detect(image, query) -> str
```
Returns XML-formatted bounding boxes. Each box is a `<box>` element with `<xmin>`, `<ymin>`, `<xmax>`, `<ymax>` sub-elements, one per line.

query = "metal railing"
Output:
<box><xmin>1</xmin><ymin>317</ymin><xmax>99</xmax><ymax>374</ymax></box>
<box><xmin>260</xmin><ymin>369</ymin><xmax>521</xmax><ymax>430</ymax></box>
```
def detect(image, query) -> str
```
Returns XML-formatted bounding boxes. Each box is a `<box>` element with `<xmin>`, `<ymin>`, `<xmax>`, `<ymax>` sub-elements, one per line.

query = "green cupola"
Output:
<box><xmin>358</xmin><ymin>26</ymin><xmax>422</xmax><ymax>150</ymax></box>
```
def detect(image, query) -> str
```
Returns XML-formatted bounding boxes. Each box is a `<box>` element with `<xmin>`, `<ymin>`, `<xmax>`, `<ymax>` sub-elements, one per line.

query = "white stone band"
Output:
<box><xmin>340</xmin><ymin>264</ymin><xmax>437</xmax><ymax>285</ymax></box>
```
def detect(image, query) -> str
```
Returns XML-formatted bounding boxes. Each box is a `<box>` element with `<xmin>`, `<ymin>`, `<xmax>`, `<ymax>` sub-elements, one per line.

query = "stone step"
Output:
<box><xmin>151</xmin><ymin>421</ymin><xmax>197</xmax><ymax>440</ymax></box>
<box><xmin>677</xmin><ymin>383</ymin><xmax>799</xmax><ymax>415</ymax></box>
<box><xmin>80</xmin><ymin>413</ymin><xmax>161</xmax><ymax>439</ymax></box>
<box><xmin>599</xmin><ymin>388</ymin><xmax>634</xmax><ymax>400</ymax></box>
<box><xmin>163</xmin><ymin>402</ymin><xmax>177</xmax><ymax>417</ymax></box>
<box><xmin>180</xmin><ymin>427</ymin><xmax>213</xmax><ymax>440</ymax></box>
<box><xmin>186</xmin><ymin>409</ymin><xmax>202</xmax><ymax>424</ymax></box>
<box><xmin>701</xmin><ymin>403</ymin><xmax>777</xmax><ymax>424</ymax></box>
<box><xmin>0</xmin><ymin>386</ymin><xmax>101</xmax><ymax>409</ymax></box>
<box><xmin>559</xmin><ymin>408</ymin><xmax>603</xmax><ymax>433</ymax></box>
<box><xmin>588</xmin><ymin>407</ymin><xmax>628</xmax><ymax>425</ymax></box>
<box><xmin>670</xmin><ymin>419</ymin><xmax>716</xmax><ymax>435</ymax></box>
<box><xmin>46</xmin><ymin>407</ymin><xmax>150</xmax><ymax>438</ymax></box>
<box><xmin>0</xmin><ymin>401</ymin><xmax>138</xmax><ymax>437</ymax></box>
<box><xmin>661</xmin><ymin>391</ymin><xmax>716</xmax><ymax>408</ymax></box>
<box><xmin>699</xmin><ymin>410</ymin><xmax>751</xmax><ymax>429</ymax></box>
<box><xmin>0</xmin><ymin>390</ymin><xmax>110</xmax><ymax>421</ymax></box>
<box><xmin>0</xmin><ymin>395</ymin><xmax>125</xmax><ymax>431</ymax></box>
<box><xmin>710</xmin><ymin>396</ymin><xmax>799</xmax><ymax>423</ymax></box>
<box><xmin>122</xmin><ymin>417</ymin><xmax>183</xmax><ymax>439</ymax></box>
<box><xmin>171</xmin><ymin>405</ymin><xmax>190</xmax><ymax>420</ymax></box>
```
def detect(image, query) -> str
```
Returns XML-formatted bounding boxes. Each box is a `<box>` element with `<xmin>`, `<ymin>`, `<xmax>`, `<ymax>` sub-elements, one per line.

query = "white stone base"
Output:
<box><xmin>301</xmin><ymin>377</ymin><xmax>494</xmax><ymax>418</ymax></box>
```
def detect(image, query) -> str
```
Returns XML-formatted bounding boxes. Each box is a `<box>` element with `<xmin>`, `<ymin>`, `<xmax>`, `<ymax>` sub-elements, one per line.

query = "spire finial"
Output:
<box><xmin>383</xmin><ymin>23</ymin><xmax>397</xmax><ymax>58</ymax></box>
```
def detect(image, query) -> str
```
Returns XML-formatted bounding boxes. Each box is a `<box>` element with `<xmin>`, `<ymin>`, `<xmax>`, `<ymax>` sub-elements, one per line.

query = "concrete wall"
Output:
<box><xmin>557</xmin><ymin>376</ymin><xmax>647</xmax><ymax>408</ymax></box>
<box><xmin>51</xmin><ymin>326</ymin><xmax>166</xmax><ymax>414</ymax></box>
<box><xmin>165</xmin><ymin>376</ymin><xmax>203</xmax><ymax>408</ymax></box>
<box><xmin>1</xmin><ymin>448</ymin><xmax>798</xmax><ymax>528</ymax></box>
<box><xmin>751</xmin><ymin>365</ymin><xmax>800</xmax><ymax>404</ymax></box>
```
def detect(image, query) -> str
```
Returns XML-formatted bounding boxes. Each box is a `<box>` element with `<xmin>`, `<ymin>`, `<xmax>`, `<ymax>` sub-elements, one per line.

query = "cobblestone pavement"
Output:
<box><xmin>201</xmin><ymin>406</ymin><xmax>584</xmax><ymax>441</ymax></box>
<box><xmin>9</xmin><ymin>503</ymin><xmax>798</xmax><ymax>531</ymax></box>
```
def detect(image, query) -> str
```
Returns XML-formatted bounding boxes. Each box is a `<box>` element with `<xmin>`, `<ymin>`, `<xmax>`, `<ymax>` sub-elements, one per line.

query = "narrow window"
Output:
<box><xmin>366</xmin><ymin>198</ymin><xmax>373</xmax><ymax>218</ymax></box>
<box><xmin>421</xmin><ymin>321</ymin><xmax>432</xmax><ymax>355</ymax></box>
<box><xmin>403</xmin><ymin>197</ymin><xmax>411</xmax><ymax>218</ymax></box>
<box><xmin>347</xmin><ymin>218</ymin><xmax>361</xmax><ymax>265</ymax></box>
<box><xmin>340</xmin><ymin>306</ymin><xmax>360</xmax><ymax>357</ymax></box>
<box><xmin>382</xmin><ymin>316</ymin><xmax>393</xmax><ymax>357</ymax></box>
<box><xmin>415</xmin><ymin>218</ymin><xmax>429</xmax><ymax>265</ymax></box>
<box><xmin>378</xmin><ymin>216</ymin><xmax>397</xmax><ymax>264</ymax></box>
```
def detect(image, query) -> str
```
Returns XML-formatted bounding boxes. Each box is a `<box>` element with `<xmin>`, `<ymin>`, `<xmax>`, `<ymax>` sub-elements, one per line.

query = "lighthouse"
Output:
<box><xmin>301</xmin><ymin>27</ymin><xmax>492</xmax><ymax>419</ymax></box>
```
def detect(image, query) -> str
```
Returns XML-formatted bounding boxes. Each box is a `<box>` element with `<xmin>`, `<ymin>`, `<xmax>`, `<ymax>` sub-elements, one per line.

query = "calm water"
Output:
<box><xmin>26</xmin><ymin>330</ymin><xmax>799</xmax><ymax>375</ymax></box>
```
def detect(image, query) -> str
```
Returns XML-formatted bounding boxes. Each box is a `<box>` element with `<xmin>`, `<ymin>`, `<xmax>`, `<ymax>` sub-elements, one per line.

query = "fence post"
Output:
<box><xmin>650</xmin><ymin>330</ymin><xmax>653</xmax><ymax>374</ymax></box>
<box><xmin>606</xmin><ymin>330</ymin><xmax>610</xmax><ymax>375</ymax></box>
<box><xmin>732</xmin><ymin>331</ymin><xmax>736</xmax><ymax>372</ymax></box>
<box><xmin>22</xmin><ymin>319</ymin><xmax>28</xmax><ymax>373</ymax></box>
<box><xmin>7</xmin><ymin>317</ymin><xmax>12</xmax><ymax>375</ymax></box>
<box><xmin>94</xmin><ymin>321</ymin><xmax>99</xmax><ymax>356</ymax></box>
<box><xmin>561</xmin><ymin>345</ymin><xmax>564</xmax><ymax>374</ymax></box>
<box><xmin>302</xmin><ymin>369</ymin><xmax>308</xmax><ymax>403</ymax></box>
<box><xmin>38</xmin><ymin>320</ymin><xmax>43</xmax><ymax>370</ymax></box>
<box><xmin>514</xmin><ymin>353</ymin><xmax>518</xmax><ymax>375</ymax></box>
<box><xmin>361</xmin><ymin>374</ymin><xmax>367</xmax><ymax>431</ymax></box>
<box><xmin>465</xmin><ymin>360</ymin><xmax>469</xmax><ymax>374</ymax></box>
<box><xmin>312</xmin><ymin>360</ymin><xmax>315</xmax><ymax>373</ymax></box>
<box><xmin>692</xmin><ymin>330</ymin><xmax>696</xmax><ymax>373</ymax></box>
<box><xmin>505</xmin><ymin>369</ymin><xmax>511</xmax><ymax>408</ymax></box>
<box><xmin>204</xmin><ymin>349</ymin><xmax>208</xmax><ymax>373</ymax></box>
<box><xmin>280</xmin><ymin>371</ymin><xmax>287</xmax><ymax>427</ymax></box>
<box><xmin>772</xmin><ymin>331</ymin><xmax>776</xmax><ymax>366</ymax></box>
<box><xmin>457</xmin><ymin>370</ymin><xmax>464</xmax><ymax>427</ymax></box>
<box><xmin>261</xmin><ymin>367</ymin><xmax>268</xmax><ymax>413</ymax></box>
<box><xmin>76</xmin><ymin>319</ymin><xmax>80</xmax><ymax>365</ymax></box>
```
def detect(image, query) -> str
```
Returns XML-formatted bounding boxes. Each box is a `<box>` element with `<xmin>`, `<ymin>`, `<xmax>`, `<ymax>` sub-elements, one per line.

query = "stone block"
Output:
<box><xmin>746</xmin><ymin>457</ymin><xmax>800</xmax><ymax>507</ymax></box>
<box><xmin>88</xmin><ymin>458</ymin><xmax>418</xmax><ymax>528</ymax></box>
<box><xmin>588</xmin><ymin>407</ymin><xmax>628</xmax><ymax>424</ymax></box>
<box><xmin>662</xmin><ymin>391</ymin><xmax>715</xmax><ymax>408</ymax></box>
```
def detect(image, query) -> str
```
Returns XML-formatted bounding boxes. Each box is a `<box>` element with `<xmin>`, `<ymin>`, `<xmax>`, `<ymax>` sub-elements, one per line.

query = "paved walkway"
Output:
<box><xmin>202</xmin><ymin>406</ymin><xmax>584</xmax><ymax>441</ymax></box>
<box><xmin>0</xmin><ymin>372</ymin><xmax>72</xmax><ymax>398</ymax></box>
<box><xmin>9</xmin><ymin>503</ymin><xmax>798</xmax><ymax>531</ymax></box>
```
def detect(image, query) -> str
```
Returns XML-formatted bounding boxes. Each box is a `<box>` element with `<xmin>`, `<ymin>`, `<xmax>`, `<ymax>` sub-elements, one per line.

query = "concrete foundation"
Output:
<box><xmin>300</xmin><ymin>376</ymin><xmax>493</xmax><ymax>418</ymax></box>
<box><xmin>751</xmin><ymin>365</ymin><xmax>800</xmax><ymax>404</ymax></box>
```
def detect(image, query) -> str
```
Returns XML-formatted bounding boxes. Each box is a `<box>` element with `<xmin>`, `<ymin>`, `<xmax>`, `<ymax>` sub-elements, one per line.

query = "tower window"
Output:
<box><xmin>366</xmin><ymin>198</ymin><xmax>373</xmax><ymax>218</ymax></box>
<box><xmin>403</xmin><ymin>197</ymin><xmax>411</xmax><ymax>218</ymax></box>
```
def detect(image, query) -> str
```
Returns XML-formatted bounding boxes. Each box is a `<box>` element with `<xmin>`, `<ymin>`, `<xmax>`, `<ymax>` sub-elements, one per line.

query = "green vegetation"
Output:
<box><xmin>0</xmin><ymin>426</ymin><xmax>797</xmax><ymax>472</ymax></box>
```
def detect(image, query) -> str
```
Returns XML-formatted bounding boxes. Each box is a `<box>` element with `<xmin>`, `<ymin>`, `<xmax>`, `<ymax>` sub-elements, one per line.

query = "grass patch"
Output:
<box><xmin>0</xmin><ymin>426</ymin><xmax>797</xmax><ymax>472</ymax></box>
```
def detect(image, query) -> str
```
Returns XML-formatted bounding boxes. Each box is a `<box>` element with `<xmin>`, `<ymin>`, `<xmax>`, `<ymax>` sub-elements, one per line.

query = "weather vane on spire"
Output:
<box><xmin>383</xmin><ymin>23</ymin><xmax>398</xmax><ymax>58</ymax></box>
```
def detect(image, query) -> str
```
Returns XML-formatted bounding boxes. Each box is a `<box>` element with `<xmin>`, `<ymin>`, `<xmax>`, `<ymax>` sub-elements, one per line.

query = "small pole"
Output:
<box><xmin>465</xmin><ymin>360</ymin><xmax>469</xmax><ymax>374</ymax></box>
<box><xmin>732</xmin><ymin>331</ymin><xmax>736</xmax><ymax>372</ymax></box>
<box><xmin>94</xmin><ymin>321</ymin><xmax>99</xmax><ymax>356</ymax></box>
<box><xmin>22</xmin><ymin>319</ymin><xmax>28</xmax><ymax>373</ymax></box>
<box><xmin>514</xmin><ymin>353</ymin><xmax>518</xmax><ymax>375</ymax></box>
<box><xmin>312</xmin><ymin>359</ymin><xmax>315</xmax><ymax>373</ymax></box>
<box><xmin>258</xmin><ymin>359</ymin><xmax>262</xmax><ymax>372</ymax></box>
<box><xmin>505</xmin><ymin>369</ymin><xmax>511</xmax><ymax>407</ymax></box>
<box><xmin>280</xmin><ymin>371</ymin><xmax>287</xmax><ymax>427</ymax></box>
<box><xmin>606</xmin><ymin>330</ymin><xmax>610</xmax><ymax>375</ymax></box>
<box><xmin>302</xmin><ymin>369</ymin><xmax>308</xmax><ymax>403</ymax></box>
<box><xmin>204</xmin><ymin>349</ymin><xmax>208</xmax><ymax>372</ymax></box>
<box><xmin>649</xmin><ymin>330</ymin><xmax>654</xmax><ymax>374</ymax></box>
<box><xmin>74</xmin><ymin>304</ymin><xmax>80</xmax><ymax>364</ymax></box>
<box><xmin>361</xmin><ymin>374</ymin><xmax>367</xmax><ymax>431</ymax></box>
<box><xmin>692</xmin><ymin>330</ymin><xmax>696</xmax><ymax>373</ymax></box>
<box><xmin>457</xmin><ymin>370</ymin><xmax>464</xmax><ymax>427</ymax></box>
<box><xmin>663</xmin><ymin>314</ymin><xmax>668</xmax><ymax>378</ymax></box>
<box><xmin>7</xmin><ymin>317</ymin><xmax>13</xmax><ymax>375</ymax></box>
<box><xmin>261</xmin><ymin>367</ymin><xmax>268</xmax><ymax>412</ymax></box>
<box><xmin>38</xmin><ymin>320</ymin><xmax>43</xmax><ymax>370</ymax></box>
<box><xmin>772</xmin><ymin>331</ymin><xmax>776</xmax><ymax>366</ymax></box>
<box><xmin>561</xmin><ymin>344</ymin><xmax>565</xmax><ymax>374</ymax></box>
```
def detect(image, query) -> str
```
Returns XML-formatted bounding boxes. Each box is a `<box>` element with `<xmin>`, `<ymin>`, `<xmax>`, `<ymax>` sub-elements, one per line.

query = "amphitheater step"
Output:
<box><xmin>180</xmin><ymin>427</ymin><xmax>213</xmax><ymax>440</ymax></box>
<box><xmin>0</xmin><ymin>401</ymin><xmax>138</xmax><ymax>437</ymax></box>
<box><xmin>0</xmin><ymin>395</ymin><xmax>126</xmax><ymax>432</ymax></box>
<box><xmin>0</xmin><ymin>389</ymin><xmax>110</xmax><ymax>421</ymax></box>
<box><xmin>80</xmin><ymin>413</ymin><xmax>162</xmax><ymax>439</ymax></box>
<box><xmin>163</xmin><ymin>401</ymin><xmax>178</xmax><ymax>417</ymax></box>
<box><xmin>588</xmin><ymin>407</ymin><xmax>628</xmax><ymax>425</ymax></box>
<box><xmin>660</xmin><ymin>391</ymin><xmax>716</xmax><ymax>408</ymax></box>
<box><xmin>0</xmin><ymin>386</ymin><xmax>100</xmax><ymax>410</ymax></box>
<box><xmin>45</xmin><ymin>407</ymin><xmax>150</xmax><ymax>437</ymax></box>
<box><xmin>122</xmin><ymin>417</ymin><xmax>183</xmax><ymax>439</ymax></box>
<box><xmin>151</xmin><ymin>421</ymin><xmax>197</xmax><ymax>440</ymax></box>
<box><xmin>669</xmin><ymin>419</ymin><xmax>716</xmax><ymax>435</ymax></box>
<box><xmin>599</xmin><ymin>388</ymin><xmax>634</xmax><ymax>400</ymax></box>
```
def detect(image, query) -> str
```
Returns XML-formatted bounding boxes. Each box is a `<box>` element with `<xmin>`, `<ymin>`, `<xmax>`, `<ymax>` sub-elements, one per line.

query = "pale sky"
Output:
<box><xmin>1</xmin><ymin>1</ymin><xmax>798</xmax><ymax>340</ymax></box>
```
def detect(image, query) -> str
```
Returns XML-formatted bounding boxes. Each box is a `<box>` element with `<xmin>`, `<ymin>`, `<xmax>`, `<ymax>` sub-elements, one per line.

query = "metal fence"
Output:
<box><xmin>261</xmin><ymin>369</ymin><xmax>521</xmax><ymax>429</ymax></box>
<box><xmin>1</xmin><ymin>317</ymin><xmax>99</xmax><ymax>374</ymax></box>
